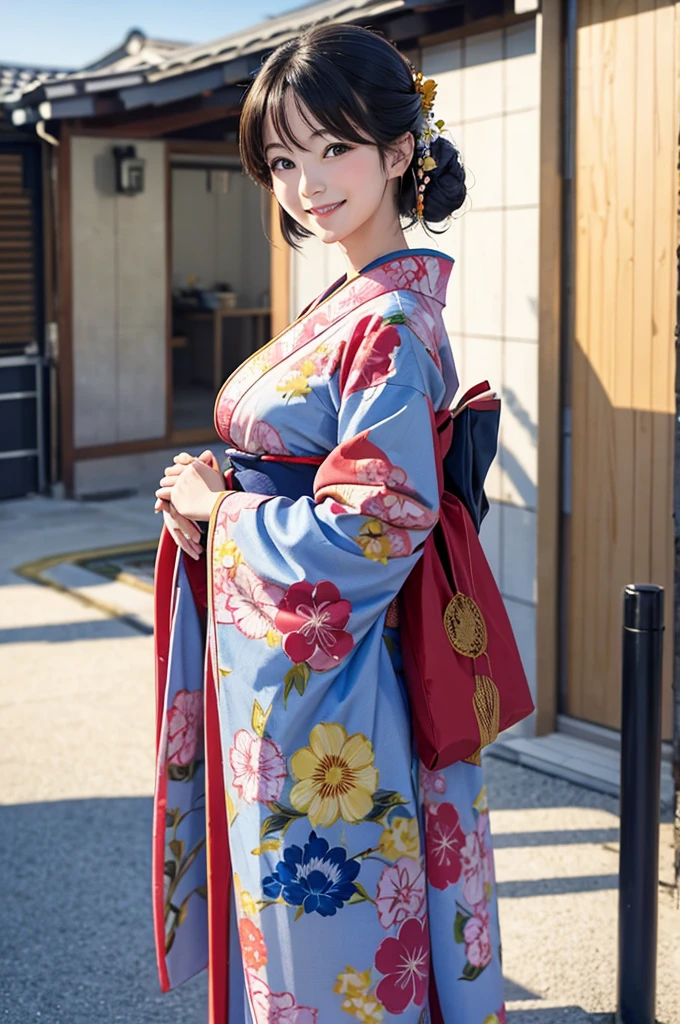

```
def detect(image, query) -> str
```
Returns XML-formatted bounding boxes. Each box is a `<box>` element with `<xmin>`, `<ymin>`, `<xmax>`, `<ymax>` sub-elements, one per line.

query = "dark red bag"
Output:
<box><xmin>398</xmin><ymin>394</ymin><xmax>534</xmax><ymax>769</ymax></box>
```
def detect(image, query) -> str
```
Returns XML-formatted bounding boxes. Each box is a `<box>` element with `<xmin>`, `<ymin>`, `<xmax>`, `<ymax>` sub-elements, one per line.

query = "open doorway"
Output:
<box><xmin>169</xmin><ymin>152</ymin><xmax>271</xmax><ymax>435</ymax></box>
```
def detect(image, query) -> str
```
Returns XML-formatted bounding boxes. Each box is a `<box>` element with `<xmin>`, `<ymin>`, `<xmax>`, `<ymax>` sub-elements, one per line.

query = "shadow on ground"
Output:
<box><xmin>1</xmin><ymin>796</ymin><xmax>207</xmax><ymax>1024</ymax></box>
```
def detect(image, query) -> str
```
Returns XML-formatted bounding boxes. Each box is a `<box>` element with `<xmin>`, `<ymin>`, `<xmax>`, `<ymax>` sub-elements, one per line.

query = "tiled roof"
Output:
<box><xmin>0</xmin><ymin>64</ymin><xmax>73</xmax><ymax>105</ymax></box>
<box><xmin>5</xmin><ymin>0</ymin><xmax>405</xmax><ymax>115</ymax></box>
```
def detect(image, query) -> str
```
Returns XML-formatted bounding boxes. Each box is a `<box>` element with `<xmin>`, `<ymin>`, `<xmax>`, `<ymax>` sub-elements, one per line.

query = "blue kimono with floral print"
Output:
<box><xmin>153</xmin><ymin>249</ymin><xmax>505</xmax><ymax>1024</ymax></box>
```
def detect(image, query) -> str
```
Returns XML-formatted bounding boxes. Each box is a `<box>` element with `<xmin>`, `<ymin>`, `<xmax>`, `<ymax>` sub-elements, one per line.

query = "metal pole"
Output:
<box><xmin>617</xmin><ymin>584</ymin><xmax>664</xmax><ymax>1024</ymax></box>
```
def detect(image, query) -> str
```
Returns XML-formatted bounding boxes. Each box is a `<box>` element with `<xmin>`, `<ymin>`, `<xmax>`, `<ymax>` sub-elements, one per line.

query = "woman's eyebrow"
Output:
<box><xmin>264</xmin><ymin>140</ymin><xmax>292</xmax><ymax>155</ymax></box>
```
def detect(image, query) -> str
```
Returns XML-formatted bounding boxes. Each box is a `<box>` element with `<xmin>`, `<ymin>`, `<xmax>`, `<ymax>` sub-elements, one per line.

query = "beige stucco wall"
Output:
<box><xmin>71</xmin><ymin>136</ymin><xmax>166</xmax><ymax>447</ymax></box>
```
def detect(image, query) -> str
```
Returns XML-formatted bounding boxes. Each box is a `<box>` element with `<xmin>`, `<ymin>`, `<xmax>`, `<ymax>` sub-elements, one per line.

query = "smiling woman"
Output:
<box><xmin>238</xmin><ymin>23</ymin><xmax>466</xmax><ymax>259</ymax></box>
<box><xmin>152</xmin><ymin>22</ymin><xmax>507</xmax><ymax>1024</ymax></box>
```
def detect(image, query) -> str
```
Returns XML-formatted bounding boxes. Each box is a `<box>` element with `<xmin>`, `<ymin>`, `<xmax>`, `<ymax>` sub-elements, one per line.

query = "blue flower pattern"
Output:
<box><xmin>262</xmin><ymin>831</ymin><xmax>360</xmax><ymax>917</ymax></box>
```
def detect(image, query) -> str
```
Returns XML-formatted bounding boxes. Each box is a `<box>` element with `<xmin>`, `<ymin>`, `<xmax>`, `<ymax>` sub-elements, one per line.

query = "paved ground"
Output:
<box><xmin>1</xmin><ymin>493</ymin><xmax>678</xmax><ymax>1024</ymax></box>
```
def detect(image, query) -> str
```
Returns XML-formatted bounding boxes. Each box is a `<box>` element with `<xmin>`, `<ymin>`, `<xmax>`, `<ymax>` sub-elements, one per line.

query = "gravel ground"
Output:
<box><xmin>1</xmin><ymin>494</ymin><xmax>678</xmax><ymax>1024</ymax></box>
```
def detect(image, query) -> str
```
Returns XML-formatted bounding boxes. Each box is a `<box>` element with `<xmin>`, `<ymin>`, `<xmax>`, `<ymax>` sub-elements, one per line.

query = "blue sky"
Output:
<box><xmin>1</xmin><ymin>0</ymin><xmax>306</xmax><ymax>68</ymax></box>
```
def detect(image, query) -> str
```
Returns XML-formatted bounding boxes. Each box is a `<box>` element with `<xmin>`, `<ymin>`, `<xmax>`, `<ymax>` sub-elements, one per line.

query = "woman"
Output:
<box><xmin>152</xmin><ymin>23</ymin><xmax>505</xmax><ymax>1024</ymax></box>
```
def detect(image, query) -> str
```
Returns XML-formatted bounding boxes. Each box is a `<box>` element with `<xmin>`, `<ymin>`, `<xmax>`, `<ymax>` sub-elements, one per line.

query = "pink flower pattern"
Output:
<box><xmin>219</xmin><ymin>492</ymin><xmax>270</xmax><ymax>522</ymax></box>
<box><xmin>274</xmin><ymin>580</ymin><xmax>354</xmax><ymax>672</ymax></box>
<box><xmin>463</xmin><ymin>904</ymin><xmax>493</xmax><ymax>969</ymax></box>
<box><xmin>214</xmin><ymin>562</ymin><xmax>285</xmax><ymax>637</ymax></box>
<box><xmin>167</xmin><ymin>689</ymin><xmax>203</xmax><ymax>766</ymax></box>
<box><xmin>355</xmin><ymin>459</ymin><xmax>407</xmax><ymax>488</ymax></box>
<box><xmin>247</xmin><ymin>969</ymin><xmax>318</xmax><ymax>1024</ymax></box>
<box><xmin>374</xmin><ymin>916</ymin><xmax>430</xmax><ymax>1014</ymax></box>
<box><xmin>361</xmin><ymin>490</ymin><xmax>438</xmax><ymax>530</ymax></box>
<box><xmin>229</xmin><ymin>730</ymin><xmax>287</xmax><ymax>804</ymax></box>
<box><xmin>377</xmin><ymin>255</ymin><xmax>441</xmax><ymax>296</ymax></box>
<box><xmin>229</xmin><ymin>416</ymin><xmax>290</xmax><ymax>456</ymax></box>
<box><xmin>419</xmin><ymin>763</ymin><xmax>447</xmax><ymax>797</ymax></box>
<box><xmin>461</xmin><ymin>813</ymin><xmax>495</xmax><ymax>907</ymax></box>
<box><xmin>376</xmin><ymin>857</ymin><xmax>426</xmax><ymax>929</ymax></box>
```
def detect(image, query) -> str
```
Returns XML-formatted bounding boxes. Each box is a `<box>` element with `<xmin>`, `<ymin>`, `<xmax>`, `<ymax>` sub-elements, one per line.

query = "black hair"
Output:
<box><xmin>239</xmin><ymin>23</ymin><xmax>466</xmax><ymax>248</ymax></box>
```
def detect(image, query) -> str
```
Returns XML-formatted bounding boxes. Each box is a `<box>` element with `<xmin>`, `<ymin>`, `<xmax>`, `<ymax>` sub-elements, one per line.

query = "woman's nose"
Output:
<box><xmin>299</xmin><ymin>166</ymin><xmax>325</xmax><ymax>200</ymax></box>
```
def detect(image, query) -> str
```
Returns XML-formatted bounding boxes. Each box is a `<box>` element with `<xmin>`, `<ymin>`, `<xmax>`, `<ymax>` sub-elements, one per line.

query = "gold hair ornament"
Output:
<box><xmin>412</xmin><ymin>71</ymin><xmax>446</xmax><ymax>221</ymax></box>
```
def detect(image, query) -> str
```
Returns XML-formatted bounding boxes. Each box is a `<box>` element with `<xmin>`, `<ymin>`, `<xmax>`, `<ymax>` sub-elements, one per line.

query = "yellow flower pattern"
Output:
<box><xmin>335</xmin><ymin>967</ymin><xmax>383</xmax><ymax>1023</ymax></box>
<box><xmin>213</xmin><ymin>526</ymin><xmax>243</xmax><ymax>573</ymax></box>
<box><xmin>341</xmin><ymin>994</ymin><xmax>384</xmax><ymax>1023</ymax></box>
<box><xmin>378</xmin><ymin>815</ymin><xmax>421</xmax><ymax>861</ymax></box>
<box><xmin>290</xmin><ymin>722</ymin><xmax>378</xmax><ymax>828</ymax></box>
<box><xmin>334</xmin><ymin>966</ymin><xmax>372</xmax><ymax>997</ymax></box>
<box><xmin>354</xmin><ymin>519</ymin><xmax>392</xmax><ymax>565</ymax></box>
<box><xmin>276</xmin><ymin>370</ymin><xmax>313</xmax><ymax>402</ymax></box>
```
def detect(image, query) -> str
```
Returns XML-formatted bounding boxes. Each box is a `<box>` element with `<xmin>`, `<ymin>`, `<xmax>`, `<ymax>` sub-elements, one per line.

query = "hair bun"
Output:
<box><xmin>421</xmin><ymin>136</ymin><xmax>466</xmax><ymax>223</ymax></box>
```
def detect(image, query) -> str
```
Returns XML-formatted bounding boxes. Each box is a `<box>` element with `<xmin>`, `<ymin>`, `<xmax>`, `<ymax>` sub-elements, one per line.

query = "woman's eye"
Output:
<box><xmin>270</xmin><ymin>157</ymin><xmax>294</xmax><ymax>171</ymax></box>
<box><xmin>326</xmin><ymin>144</ymin><xmax>351</xmax><ymax>158</ymax></box>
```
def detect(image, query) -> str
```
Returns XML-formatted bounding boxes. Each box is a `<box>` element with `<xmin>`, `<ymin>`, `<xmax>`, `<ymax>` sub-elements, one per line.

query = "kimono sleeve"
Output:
<box><xmin>208</xmin><ymin>319</ymin><xmax>446</xmax><ymax>672</ymax></box>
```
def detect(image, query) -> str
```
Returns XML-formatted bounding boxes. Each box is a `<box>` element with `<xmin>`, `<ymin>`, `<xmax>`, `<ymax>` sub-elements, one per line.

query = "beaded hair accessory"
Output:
<box><xmin>412</xmin><ymin>70</ymin><xmax>446</xmax><ymax>221</ymax></box>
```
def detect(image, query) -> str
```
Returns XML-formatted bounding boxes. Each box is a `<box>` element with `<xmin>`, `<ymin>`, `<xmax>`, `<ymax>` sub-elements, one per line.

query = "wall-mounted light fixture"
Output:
<box><xmin>113</xmin><ymin>145</ymin><xmax>145</xmax><ymax>196</ymax></box>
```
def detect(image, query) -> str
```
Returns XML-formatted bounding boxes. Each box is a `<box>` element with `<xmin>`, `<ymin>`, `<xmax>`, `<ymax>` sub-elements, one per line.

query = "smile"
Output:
<box><xmin>308</xmin><ymin>201</ymin><xmax>345</xmax><ymax>218</ymax></box>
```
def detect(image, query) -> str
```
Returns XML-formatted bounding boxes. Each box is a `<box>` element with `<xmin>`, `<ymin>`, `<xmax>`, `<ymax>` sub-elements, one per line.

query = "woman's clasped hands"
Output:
<box><xmin>154</xmin><ymin>450</ymin><xmax>227</xmax><ymax>560</ymax></box>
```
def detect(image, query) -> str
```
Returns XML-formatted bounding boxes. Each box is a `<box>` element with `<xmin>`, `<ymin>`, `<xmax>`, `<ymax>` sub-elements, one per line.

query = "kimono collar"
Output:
<box><xmin>320</xmin><ymin>248</ymin><xmax>454</xmax><ymax>311</ymax></box>
<box><xmin>359</xmin><ymin>247</ymin><xmax>454</xmax><ymax>301</ymax></box>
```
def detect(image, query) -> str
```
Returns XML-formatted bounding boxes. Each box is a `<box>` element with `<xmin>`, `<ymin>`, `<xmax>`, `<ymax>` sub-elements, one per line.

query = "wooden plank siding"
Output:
<box><xmin>0</xmin><ymin>151</ymin><xmax>37</xmax><ymax>348</ymax></box>
<box><xmin>569</xmin><ymin>0</ymin><xmax>677</xmax><ymax>738</ymax></box>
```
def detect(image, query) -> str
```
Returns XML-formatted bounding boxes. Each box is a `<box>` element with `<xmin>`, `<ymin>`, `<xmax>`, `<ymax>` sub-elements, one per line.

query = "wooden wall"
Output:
<box><xmin>569</xmin><ymin>0</ymin><xmax>677</xmax><ymax>737</ymax></box>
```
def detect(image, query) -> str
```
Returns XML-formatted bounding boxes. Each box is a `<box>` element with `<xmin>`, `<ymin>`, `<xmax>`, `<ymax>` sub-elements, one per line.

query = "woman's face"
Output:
<box><xmin>263</xmin><ymin>91</ymin><xmax>409</xmax><ymax>246</ymax></box>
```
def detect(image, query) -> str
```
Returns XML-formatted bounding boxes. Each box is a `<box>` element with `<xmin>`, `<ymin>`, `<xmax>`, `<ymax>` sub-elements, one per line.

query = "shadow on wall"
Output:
<box><xmin>495</xmin><ymin>386</ymin><xmax>537</xmax><ymax>511</ymax></box>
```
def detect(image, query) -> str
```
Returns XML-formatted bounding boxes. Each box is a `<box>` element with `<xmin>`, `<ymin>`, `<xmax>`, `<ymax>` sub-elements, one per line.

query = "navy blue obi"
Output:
<box><xmin>225</xmin><ymin>449</ymin><xmax>322</xmax><ymax>502</ymax></box>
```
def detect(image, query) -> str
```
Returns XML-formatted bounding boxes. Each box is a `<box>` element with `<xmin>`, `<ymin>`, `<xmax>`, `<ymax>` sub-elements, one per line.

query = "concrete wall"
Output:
<box><xmin>71</xmin><ymin>137</ymin><xmax>166</xmax><ymax>447</ymax></box>
<box><xmin>171</xmin><ymin>167</ymin><xmax>270</xmax><ymax>306</ymax></box>
<box><xmin>289</xmin><ymin>17</ymin><xmax>542</xmax><ymax>726</ymax></box>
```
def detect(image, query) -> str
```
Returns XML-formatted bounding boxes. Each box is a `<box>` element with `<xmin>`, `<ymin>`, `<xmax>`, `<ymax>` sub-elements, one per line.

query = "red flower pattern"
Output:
<box><xmin>425</xmin><ymin>801</ymin><xmax>465</xmax><ymax>891</ymax></box>
<box><xmin>274</xmin><ymin>580</ymin><xmax>354</xmax><ymax>672</ymax></box>
<box><xmin>167</xmin><ymin>689</ymin><xmax>203</xmax><ymax>766</ymax></box>
<box><xmin>343</xmin><ymin>323</ymin><xmax>401</xmax><ymax>396</ymax></box>
<box><xmin>374</xmin><ymin>916</ymin><xmax>430</xmax><ymax>1014</ymax></box>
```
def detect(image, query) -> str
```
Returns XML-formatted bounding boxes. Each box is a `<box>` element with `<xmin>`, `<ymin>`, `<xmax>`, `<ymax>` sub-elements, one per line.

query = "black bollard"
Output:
<box><xmin>617</xmin><ymin>584</ymin><xmax>664</xmax><ymax>1024</ymax></box>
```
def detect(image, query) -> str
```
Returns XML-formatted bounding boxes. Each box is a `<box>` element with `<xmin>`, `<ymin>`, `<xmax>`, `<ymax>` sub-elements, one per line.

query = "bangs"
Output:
<box><xmin>239</xmin><ymin>48</ymin><xmax>376</xmax><ymax>193</ymax></box>
<box><xmin>267</xmin><ymin>64</ymin><xmax>373</xmax><ymax>155</ymax></box>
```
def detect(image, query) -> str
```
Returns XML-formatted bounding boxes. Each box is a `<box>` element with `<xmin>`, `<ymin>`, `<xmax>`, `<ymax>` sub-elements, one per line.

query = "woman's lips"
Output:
<box><xmin>308</xmin><ymin>200</ymin><xmax>345</xmax><ymax>218</ymax></box>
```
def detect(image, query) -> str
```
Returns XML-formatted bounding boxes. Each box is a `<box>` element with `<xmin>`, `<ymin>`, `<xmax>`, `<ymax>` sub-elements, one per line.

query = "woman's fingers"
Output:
<box><xmin>162</xmin><ymin>509</ymin><xmax>203</xmax><ymax>559</ymax></box>
<box><xmin>173</xmin><ymin>452</ymin><xmax>194</xmax><ymax>466</ymax></box>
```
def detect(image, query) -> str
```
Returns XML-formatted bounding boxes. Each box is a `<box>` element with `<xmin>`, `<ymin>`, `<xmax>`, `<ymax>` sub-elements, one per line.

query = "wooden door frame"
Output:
<box><xmin>269</xmin><ymin>195</ymin><xmax>291</xmax><ymax>337</ymax></box>
<box><xmin>536</xmin><ymin>0</ymin><xmax>564</xmax><ymax>735</ymax></box>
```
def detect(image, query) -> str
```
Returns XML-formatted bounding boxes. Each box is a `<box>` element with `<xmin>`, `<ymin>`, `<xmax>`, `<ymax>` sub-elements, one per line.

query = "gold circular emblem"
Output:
<box><xmin>443</xmin><ymin>593</ymin><xmax>487</xmax><ymax>658</ymax></box>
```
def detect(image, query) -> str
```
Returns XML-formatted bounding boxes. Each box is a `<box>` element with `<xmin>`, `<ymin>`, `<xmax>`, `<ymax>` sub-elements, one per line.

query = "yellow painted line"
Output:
<box><xmin>13</xmin><ymin>539</ymin><xmax>159</xmax><ymax>632</ymax></box>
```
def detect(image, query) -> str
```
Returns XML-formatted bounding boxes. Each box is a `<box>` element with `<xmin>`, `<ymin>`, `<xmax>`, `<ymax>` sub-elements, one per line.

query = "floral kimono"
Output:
<box><xmin>153</xmin><ymin>248</ymin><xmax>505</xmax><ymax>1024</ymax></box>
